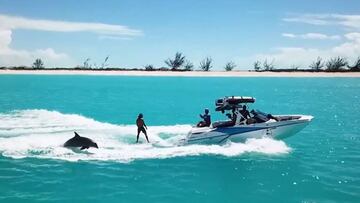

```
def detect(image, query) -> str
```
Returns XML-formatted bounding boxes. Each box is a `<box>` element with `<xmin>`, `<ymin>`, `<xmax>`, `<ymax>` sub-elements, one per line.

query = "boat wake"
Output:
<box><xmin>0</xmin><ymin>109</ymin><xmax>291</xmax><ymax>162</ymax></box>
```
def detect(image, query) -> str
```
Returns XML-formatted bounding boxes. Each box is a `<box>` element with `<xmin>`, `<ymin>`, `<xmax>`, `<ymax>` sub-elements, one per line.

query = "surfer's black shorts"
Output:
<box><xmin>137</xmin><ymin>127</ymin><xmax>146</xmax><ymax>134</ymax></box>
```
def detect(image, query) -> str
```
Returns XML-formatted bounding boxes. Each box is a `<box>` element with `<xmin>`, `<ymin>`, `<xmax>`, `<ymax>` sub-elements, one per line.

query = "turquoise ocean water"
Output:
<box><xmin>0</xmin><ymin>75</ymin><xmax>359</xmax><ymax>202</ymax></box>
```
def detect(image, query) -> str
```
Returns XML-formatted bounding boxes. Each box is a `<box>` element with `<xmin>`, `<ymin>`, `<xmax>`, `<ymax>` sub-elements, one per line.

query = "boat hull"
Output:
<box><xmin>184</xmin><ymin>115</ymin><xmax>313</xmax><ymax>145</ymax></box>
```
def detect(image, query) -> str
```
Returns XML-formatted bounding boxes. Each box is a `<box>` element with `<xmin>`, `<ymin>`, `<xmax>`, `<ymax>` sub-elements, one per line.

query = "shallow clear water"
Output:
<box><xmin>0</xmin><ymin>75</ymin><xmax>359</xmax><ymax>202</ymax></box>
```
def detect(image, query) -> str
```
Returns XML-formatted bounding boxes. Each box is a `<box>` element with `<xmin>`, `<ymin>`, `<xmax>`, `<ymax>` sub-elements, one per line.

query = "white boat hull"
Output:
<box><xmin>184</xmin><ymin>115</ymin><xmax>313</xmax><ymax>145</ymax></box>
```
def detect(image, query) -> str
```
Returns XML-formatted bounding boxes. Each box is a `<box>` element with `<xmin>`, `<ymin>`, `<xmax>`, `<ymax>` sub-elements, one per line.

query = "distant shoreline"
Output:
<box><xmin>1</xmin><ymin>69</ymin><xmax>360</xmax><ymax>77</ymax></box>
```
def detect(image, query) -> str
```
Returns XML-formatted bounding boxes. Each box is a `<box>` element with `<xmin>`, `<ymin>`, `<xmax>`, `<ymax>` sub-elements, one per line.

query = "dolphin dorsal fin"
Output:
<box><xmin>74</xmin><ymin>132</ymin><xmax>80</xmax><ymax>137</ymax></box>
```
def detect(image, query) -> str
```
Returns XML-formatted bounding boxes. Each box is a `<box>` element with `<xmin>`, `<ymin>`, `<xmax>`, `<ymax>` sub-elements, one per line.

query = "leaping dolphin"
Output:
<box><xmin>64</xmin><ymin>132</ymin><xmax>98</xmax><ymax>150</ymax></box>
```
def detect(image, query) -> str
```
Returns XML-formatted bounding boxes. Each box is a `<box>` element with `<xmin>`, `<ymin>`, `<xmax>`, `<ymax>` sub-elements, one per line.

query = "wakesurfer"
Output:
<box><xmin>136</xmin><ymin>113</ymin><xmax>149</xmax><ymax>143</ymax></box>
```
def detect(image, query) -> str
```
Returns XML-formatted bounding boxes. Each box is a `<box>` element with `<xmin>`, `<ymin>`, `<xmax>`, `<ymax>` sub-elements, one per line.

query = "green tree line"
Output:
<box><xmin>1</xmin><ymin>54</ymin><xmax>359</xmax><ymax>72</ymax></box>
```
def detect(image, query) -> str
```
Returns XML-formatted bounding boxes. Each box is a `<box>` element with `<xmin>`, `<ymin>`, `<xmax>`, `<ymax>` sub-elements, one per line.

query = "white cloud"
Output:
<box><xmin>282</xmin><ymin>33</ymin><xmax>296</xmax><ymax>38</ymax></box>
<box><xmin>332</xmin><ymin>14</ymin><xmax>360</xmax><ymax>29</ymax></box>
<box><xmin>0</xmin><ymin>29</ymin><xmax>12</xmax><ymax>48</ymax></box>
<box><xmin>0</xmin><ymin>14</ymin><xmax>143</xmax><ymax>67</ymax></box>
<box><xmin>344</xmin><ymin>32</ymin><xmax>360</xmax><ymax>42</ymax></box>
<box><xmin>303</xmin><ymin>33</ymin><xmax>340</xmax><ymax>40</ymax></box>
<box><xmin>254</xmin><ymin>32</ymin><xmax>360</xmax><ymax>68</ymax></box>
<box><xmin>283</xmin><ymin>14</ymin><xmax>360</xmax><ymax>30</ymax></box>
<box><xmin>0</xmin><ymin>28</ymin><xmax>69</xmax><ymax>67</ymax></box>
<box><xmin>242</xmin><ymin>13</ymin><xmax>360</xmax><ymax>69</ymax></box>
<box><xmin>282</xmin><ymin>32</ymin><xmax>341</xmax><ymax>40</ymax></box>
<box><xmin>283</xmin><ymin>14</ymin><xmax>332</xmax><ymax>25</ymax></box>
<box><xmin>0</xmin><ymin>14</ymin><xmax>143</xmax><ymax>36</ymax></box>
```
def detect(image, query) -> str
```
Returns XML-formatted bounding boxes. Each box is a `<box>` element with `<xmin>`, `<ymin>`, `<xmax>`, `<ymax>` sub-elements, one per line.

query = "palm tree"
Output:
<box><xmin>199</xmin><ymin>57</ymin><xmax>212</xmax><ymax>71</ymax></box>
<box><xmin>184</xmin><ymin>60</ymin><xmax>194</xmax><ymax>71</ymax></box>
<box><xmin>326</xmin><ymin>57</ymin><xmax>348</xmax><ymax>71</ymax></box>
<box><xmin>83</xmin><ymin>58</ymin><xmax>91</xmax><ymax>69</ymax></box>
<box><xmin>144</xmin><ymin>64</ymin><xmax>155</xmax><ymax>71</ymax></box>
<box><xmin>165</xmin><ymin>52</ymin><xmax>186</xmax><ymax>70</ymax></box>
<box><xmin>309</xmin><ymin>57</ymin><xmax>324</xmax><ymax>71</ymax></box>
<box><xmin>224</xmin><ymin>61</ymin><xmax>236</xmax><ymax>71</ymax></box>
<box><xmin>32</xmin><ymin>58</ymin><xmax>44</xmax><ymax>69</ymax></box>
<box><xmin>100</xmin><ymin>56</ymin><xmax>110</xmax><ymax>69</ymax></box>
<box><xmin>263</xmin><ymin>59</ymin><xmax>275</xmax><ymax>70</ymax></box>
<box><xmin>253</xmin><ymin>60</ymin><xmax>261</xmax><ymax>71</ymax></box>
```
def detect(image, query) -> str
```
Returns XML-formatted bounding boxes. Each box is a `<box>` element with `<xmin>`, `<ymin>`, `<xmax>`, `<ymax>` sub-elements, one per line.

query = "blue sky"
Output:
<box><xmin>0</xmin><ymin>0</ymin><xmax>360</xmax><ymax>69</ymax></box>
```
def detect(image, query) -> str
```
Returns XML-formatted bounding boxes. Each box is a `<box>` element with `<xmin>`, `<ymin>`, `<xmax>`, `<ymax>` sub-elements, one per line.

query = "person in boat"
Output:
<box><xmin>226</xmin><ymin>109</ymin><xmax>235</xmax><ymax>119</ymax></box>
<box><xmin>267</xmin><ymin>114</ymin><xmax>279</xmax><ymax>121</ymax></box>
<box><xmin>136</xmin><ymin>113</ymin><xmax>149</xmax><ymax>143</ymax></box>
<box><xmin>227</xmin><ymin>108</ymin><xmax>237</xmax><ymax>125</ymax></box>
<box><xmin>249</xmin><ymin>110</ymin><xmax>279</xmax><ymax>123</ymax></box>
<box><xmin>239</xmin><ymin>105</ymin><xmax>250</xmax><ymax>121</ymax></box>
<box><xmin>197</xmin><ymin>108</ymin><xmax>211</xmax><ymax>127</ymax></box>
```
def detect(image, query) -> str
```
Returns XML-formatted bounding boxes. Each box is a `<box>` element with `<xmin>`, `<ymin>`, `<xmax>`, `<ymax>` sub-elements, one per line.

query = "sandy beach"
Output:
<box><xmin>0</xmin><ymin>69</ymin><xmax>360</xmax><ymax>77</ymax></box>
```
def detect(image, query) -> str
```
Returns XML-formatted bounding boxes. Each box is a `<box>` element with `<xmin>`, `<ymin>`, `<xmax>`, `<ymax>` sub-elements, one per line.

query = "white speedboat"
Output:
<box><xmin>183</xmin><ymin>96</ymin><xmax>313</xmax><ymax>145</ymax></box>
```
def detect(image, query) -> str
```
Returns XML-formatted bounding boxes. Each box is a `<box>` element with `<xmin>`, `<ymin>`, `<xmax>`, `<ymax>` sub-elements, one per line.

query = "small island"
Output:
<box><xmin>1</xmin><ymin>52</ymin><xmax>359</xmax><ymax>77</ymax></box>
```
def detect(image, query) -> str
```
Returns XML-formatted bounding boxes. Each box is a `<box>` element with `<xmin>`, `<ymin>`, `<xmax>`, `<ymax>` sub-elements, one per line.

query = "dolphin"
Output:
<box><xmin>64</xmin><ymin>132</ymin><xmax>99</xmax><ymax>150</ymax></box>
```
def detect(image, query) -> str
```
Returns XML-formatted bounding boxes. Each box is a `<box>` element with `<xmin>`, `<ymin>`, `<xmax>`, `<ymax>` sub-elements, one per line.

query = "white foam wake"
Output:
<box><xmin>0</xmin><ymin>110</ymin><xmax>291</xmax><ymax>162</ymax></box>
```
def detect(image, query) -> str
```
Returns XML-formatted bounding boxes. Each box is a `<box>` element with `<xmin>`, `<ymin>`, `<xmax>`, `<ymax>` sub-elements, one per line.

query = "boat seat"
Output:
<box><xmin>212</xmin><ymin>120</ymin><xmax>235</xmax><ymax>128</ymax></box>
